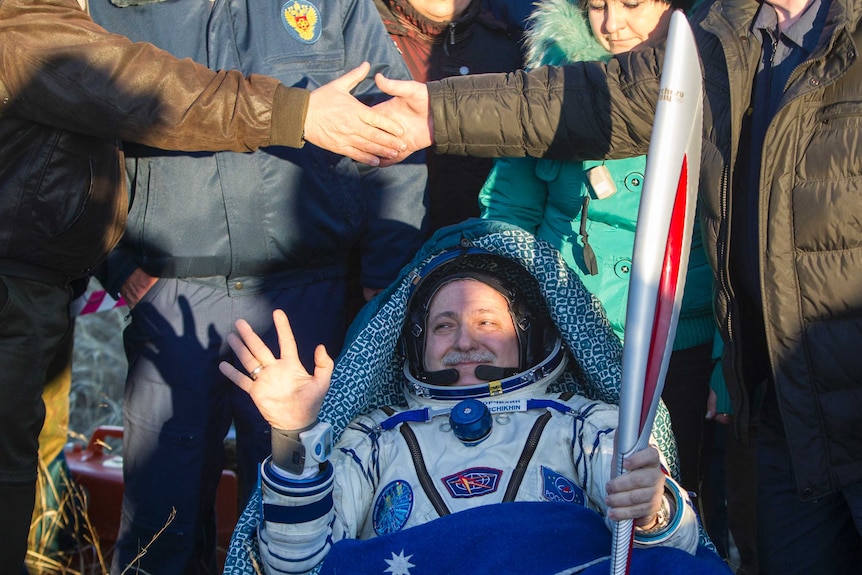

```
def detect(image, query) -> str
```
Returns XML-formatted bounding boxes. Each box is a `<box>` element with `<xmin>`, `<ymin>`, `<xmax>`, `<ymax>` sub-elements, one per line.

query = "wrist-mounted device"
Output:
<box><xmin>633</xmin><ymin>476</ymin><xmax>684</xmax><ymax>543</ymax></box>
<box><xmin>271</xmin><ymin>420</ymin><xmax>333</xmax><ymax>475</ymax></box>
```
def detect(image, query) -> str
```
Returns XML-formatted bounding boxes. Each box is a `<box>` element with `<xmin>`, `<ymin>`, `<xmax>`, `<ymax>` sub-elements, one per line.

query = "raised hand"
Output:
<box><xmin>604</xmin><ymin>446</ymin><xmax>665</xmax><ymax>527</ymax></box>
<box><xmin>372</xmin><ymin>73</ymin><xmax>434</xmax><ymax>166</ymax></box>
<box><xmin>304</xmin><ymin>62</ymin><xmax>408</xmax><ymax>166</ymax></box>
<box><xmin>219</xmin><ymin>309</ymin><xmax>334</xmax><ymax>431</ymax></box>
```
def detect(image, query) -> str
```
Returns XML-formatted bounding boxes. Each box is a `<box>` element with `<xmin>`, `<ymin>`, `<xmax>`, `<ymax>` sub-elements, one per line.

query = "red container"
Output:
<box><xmin>65</xmin><ymin>425</ymin><xmax>239</xmax><ymax>570</ymax></box>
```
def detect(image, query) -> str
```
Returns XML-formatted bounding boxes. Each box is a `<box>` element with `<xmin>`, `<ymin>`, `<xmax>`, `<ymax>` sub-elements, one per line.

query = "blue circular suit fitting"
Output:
<box><xmin>449</xmin><ymin>399</ymin><xmax>492</xmax><ymax>446</ymax></box>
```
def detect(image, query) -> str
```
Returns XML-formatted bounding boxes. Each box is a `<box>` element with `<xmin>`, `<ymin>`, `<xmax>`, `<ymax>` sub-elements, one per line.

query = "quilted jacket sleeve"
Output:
<box><xmin>427</xmin><ymin>51</ymin><xmax>665</xmax><ymax>161</ymax></box>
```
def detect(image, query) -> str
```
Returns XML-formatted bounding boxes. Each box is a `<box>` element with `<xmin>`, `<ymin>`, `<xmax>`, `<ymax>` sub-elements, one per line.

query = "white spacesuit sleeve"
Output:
<box><xmin>632</xmin><ymin>474</ymin><xmax>699</xmax><ymax>553</ymax></box>
<box><xmin>574</xmin><ymin>402</ymin><xmax>700</xmax><ymax>555</ymax></box>
<box><xmin>258</xmin><ymin>459</ymin><xmax>339</xmax><ymax>575</ymax></box>
<box><xmin>257</xmin><ymin>414</ymin><xmax>385</xmax><ymax>574</ymax></box>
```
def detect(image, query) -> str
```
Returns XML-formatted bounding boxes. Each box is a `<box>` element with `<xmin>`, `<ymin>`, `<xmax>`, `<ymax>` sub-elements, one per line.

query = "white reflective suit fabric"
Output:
<box><xmin>257</xmin><ymin>379</ymin><xmax>699</xmax><ymax>574</ymax></box>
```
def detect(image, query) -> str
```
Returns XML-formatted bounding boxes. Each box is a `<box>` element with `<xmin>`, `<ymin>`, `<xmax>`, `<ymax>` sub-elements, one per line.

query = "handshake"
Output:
<box><xmin>306</xmin><ymin>62</ymin><xmax>432</xmax><ymax>167</ymax></box>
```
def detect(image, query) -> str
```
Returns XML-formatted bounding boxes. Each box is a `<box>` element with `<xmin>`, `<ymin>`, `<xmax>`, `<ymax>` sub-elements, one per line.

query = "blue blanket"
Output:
<box><xmin>320</xmin><ymin>502</ymin><xmax>731</xmax><ymax>575</ymax></box>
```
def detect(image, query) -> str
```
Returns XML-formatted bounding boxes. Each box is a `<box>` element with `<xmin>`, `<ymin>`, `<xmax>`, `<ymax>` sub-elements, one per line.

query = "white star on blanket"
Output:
<box><xmin>384</xmin><ymin>549</ymin><xmax>415</xmax><ymax>575</ymax></box>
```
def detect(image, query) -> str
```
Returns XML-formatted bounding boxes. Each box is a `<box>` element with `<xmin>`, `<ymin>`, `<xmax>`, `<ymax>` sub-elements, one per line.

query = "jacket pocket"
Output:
<box><xmin>23</xmin><ymin>129</ymin><xmax>126</xmax><ymax>274</ymax></box>
<box><xmin>803</xmin><ymin>100</ymin><xmax>862</xmax><ymax>183</ymax></box>
<box><xmin>794</xmin><ymin>97</ymin><xmax>862</xmax><ymax>253</ymax></box>
<box><xmin>267</xmin><ymin>49</ymin><xmax>345</xmax><ymax>86</ymax></box>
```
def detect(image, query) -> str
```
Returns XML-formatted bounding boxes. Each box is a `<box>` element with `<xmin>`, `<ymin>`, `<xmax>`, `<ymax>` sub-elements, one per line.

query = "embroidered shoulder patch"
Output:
<box><xmin>281</xmin><ymin>0</ymin><xmax>321</xmax><ymax>44</ymax></box>
<box><xmin>373</xmin><ymin>480</ymin><xmax>414</xmax><ymax>535</ymax></box>
<box><xmin>441</xmin><ymin>467</ymin><xmax>503</xmax><ymax>498</ymax></box>
<box><xmin>541</xmin><ymin>466</ymin><xmax>585</xmax><ymax>505</ymax></box>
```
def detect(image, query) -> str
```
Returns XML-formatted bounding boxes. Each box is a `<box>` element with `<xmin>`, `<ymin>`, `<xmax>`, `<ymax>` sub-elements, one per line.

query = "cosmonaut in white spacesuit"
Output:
<box><xmin>219</xmin><ymin>240</ymin><xmax>707</xmax><ymax>575</ymax></box>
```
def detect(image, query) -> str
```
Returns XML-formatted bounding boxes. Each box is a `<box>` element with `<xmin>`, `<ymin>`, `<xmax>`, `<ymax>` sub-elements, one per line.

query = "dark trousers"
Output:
<box><xmin>724</xmin><ymin>420</ymin><xmax>759</xmax><ymax>574</ymax></box>
<box><xmin>661</xmin><ymin>343</ymin><xmax>715</xmax><ymax>519</ymax></box>
<box><xmin>0</xmin><ymin>275</ymin><xmax>72</xmax><ymax>572</ymax></box>
<box><xmin>757</xmin><ymin>395</ymin><xmax>862</xmax><ymax>575</ymax></box>
<box><xmin>111</xmin><ymin>277</ymin><xmax>347</xmax><ymax>575</ymax></box>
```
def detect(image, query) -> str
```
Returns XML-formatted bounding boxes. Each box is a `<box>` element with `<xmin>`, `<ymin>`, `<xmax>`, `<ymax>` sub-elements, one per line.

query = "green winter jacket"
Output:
<box><xmin>479</xmin><ymin>0</ymin><xmax>714</xmax><ymax>350</ymax></box>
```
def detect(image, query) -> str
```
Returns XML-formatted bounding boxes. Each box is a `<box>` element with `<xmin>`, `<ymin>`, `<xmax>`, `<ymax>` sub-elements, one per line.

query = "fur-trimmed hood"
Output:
<box><xmin>523</xmin><ymin>0</ymin><xmax>610</xmax><ymax>68</ymax></box>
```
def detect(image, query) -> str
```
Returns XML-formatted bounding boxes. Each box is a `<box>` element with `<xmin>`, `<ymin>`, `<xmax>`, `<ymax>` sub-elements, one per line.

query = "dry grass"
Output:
<box><xmin>26</xmin><ymin>455</ymin><xmax>105</xmax><ymax>575</ymax></box>
<box><xmin>26</xmin><ymin>448</ymin><xmax>177</xmax><ymax>575</ymax></box>
<box><xmin>68</xmin><ymin>307</ymin><xmax>128</xmax><ymax>443</ymax></box>
<box><xmin>26</xmin><ymin>454</ymin><xmax>176</xmax><ymax>575</ymax></box>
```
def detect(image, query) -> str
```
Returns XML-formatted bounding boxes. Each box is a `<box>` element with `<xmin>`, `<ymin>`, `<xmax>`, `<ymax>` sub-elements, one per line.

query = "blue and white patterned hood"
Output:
<box><xmin>320</xmin><ymin>219</ymin><xmax>629</xmax><ymax>438</ymax></box>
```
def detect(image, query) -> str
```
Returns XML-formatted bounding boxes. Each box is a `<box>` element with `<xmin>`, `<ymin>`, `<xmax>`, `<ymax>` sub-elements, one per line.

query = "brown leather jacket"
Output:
<box><xmin>0</xmin><ymin>0</ymin><xmax>307</xmax><ymax>283</ymax></box>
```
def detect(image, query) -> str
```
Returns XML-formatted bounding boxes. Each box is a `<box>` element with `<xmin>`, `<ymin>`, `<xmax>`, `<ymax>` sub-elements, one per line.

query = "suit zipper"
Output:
<box><xmin>399</xmin><ymin>423</ymin><xmax>451</xmax><ymax>517</ymax></box>
<box><xmin>502</xmin><ymin>412</ymin><xmax>553</xmax><ymax>501</ymax></box>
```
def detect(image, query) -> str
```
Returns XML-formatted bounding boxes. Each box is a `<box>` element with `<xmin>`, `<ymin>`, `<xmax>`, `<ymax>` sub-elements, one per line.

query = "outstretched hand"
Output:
<box><xmin>372</xmin><ymin>73</ymin><xmax>434</xmax><ymax>166</ymax></box>
<box><xmin>219</xmin><ymin>309</ymin><xmax>333</xmax><ymax>431</ymax></box>
<box><xmin>604</xmin><ymin>447</ymin><xmax>665</xmax><ymax>527</ymax></box>
<box><xmin>305</xmin><ymin>62</ymin><xmax>408</xmax><ymax>166</ymax></box>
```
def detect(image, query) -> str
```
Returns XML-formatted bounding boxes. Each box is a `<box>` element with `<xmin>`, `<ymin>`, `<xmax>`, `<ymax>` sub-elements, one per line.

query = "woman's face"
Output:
<box><xmin>587</xmin><ymin>0</ymin><xmax>673</xmax><ymax>55</ymax></box>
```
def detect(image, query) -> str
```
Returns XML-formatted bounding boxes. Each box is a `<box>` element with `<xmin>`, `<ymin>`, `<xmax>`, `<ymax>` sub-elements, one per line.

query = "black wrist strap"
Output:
<box><xmin>271</xmin><ymin>421</ymin><xmax>317</xmax><ymax>475</ymax></box>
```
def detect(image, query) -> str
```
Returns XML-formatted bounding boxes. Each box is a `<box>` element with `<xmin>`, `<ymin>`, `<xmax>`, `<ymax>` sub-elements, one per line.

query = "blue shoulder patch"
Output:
<box><xmin>541</xmin><ymin>466</ymin><xmax>585</xmax><ymax>505</ymax></box>
<box><xmin>373</xmin><ymin>480</ymin><xmax>414</xmax><ymax>535</ymax></box>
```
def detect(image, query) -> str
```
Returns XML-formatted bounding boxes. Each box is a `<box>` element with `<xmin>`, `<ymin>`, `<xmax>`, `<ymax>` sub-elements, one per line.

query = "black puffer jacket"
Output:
<box><xmin>426</xmin><ymin>0</ymin><xmax>862</xmax><ymax>501</ymax></box>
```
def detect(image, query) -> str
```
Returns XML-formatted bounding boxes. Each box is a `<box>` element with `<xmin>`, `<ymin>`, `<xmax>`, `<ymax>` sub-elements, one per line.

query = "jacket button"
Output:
<box><xmin>614</xmin><ymin>259</ymin><xmax>632</xmax><ymax>278</ymax></box>
<box><xmin>624</xmin><ymin>173</ymin><xmax>643</xmax><ymax>192</ymax></box>
<box><xmin>234</xmin><ymin>281</ymin><xmax>243</xmax><ymax>290</ymax></box>
<box><xmin>809</xmin><ymin>77</ymin><xmax>820</xmax><ymax>86</ymax></box>
<box><xmin>801</xmin><ymin>488</ymin><xmax>814</xmax><ymax>498</ymax></box>
<box><xmin>459</xmin><ymin>66</ymin><xmax>470</xmax><ymax>75</ymax></box>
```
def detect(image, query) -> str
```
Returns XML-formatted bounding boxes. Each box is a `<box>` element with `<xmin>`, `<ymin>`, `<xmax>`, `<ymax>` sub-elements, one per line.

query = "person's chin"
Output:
<box><xmin>454</xmin><ymin>378</ymin><xmax>482</xmax><ymax>386</ymax></box>
<box><xmin>609</xmin><ymin>40</ymin><xmax>638</xmax><ymax>54</ymax></box>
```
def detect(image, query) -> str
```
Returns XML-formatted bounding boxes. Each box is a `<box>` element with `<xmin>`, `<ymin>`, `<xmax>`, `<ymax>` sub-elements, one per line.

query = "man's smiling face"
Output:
<box><xmin>422</xmin><ymin>279</ymin><xmax>519</xmax><ymax>386</ymax></box>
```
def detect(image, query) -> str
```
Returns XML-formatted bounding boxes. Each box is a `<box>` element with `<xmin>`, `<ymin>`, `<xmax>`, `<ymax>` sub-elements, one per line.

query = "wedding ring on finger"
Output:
<box><xmin>249</xmin><ymin>364</ymin><xmax>264</xmax><ymax>380</ymax></box>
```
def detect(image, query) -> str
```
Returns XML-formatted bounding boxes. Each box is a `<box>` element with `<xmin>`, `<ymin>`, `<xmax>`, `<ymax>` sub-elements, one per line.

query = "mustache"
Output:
<box><xmin>441</xmin><ymin>350</ymin><xmax>496</xmax><ymax>366</ymax></box>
